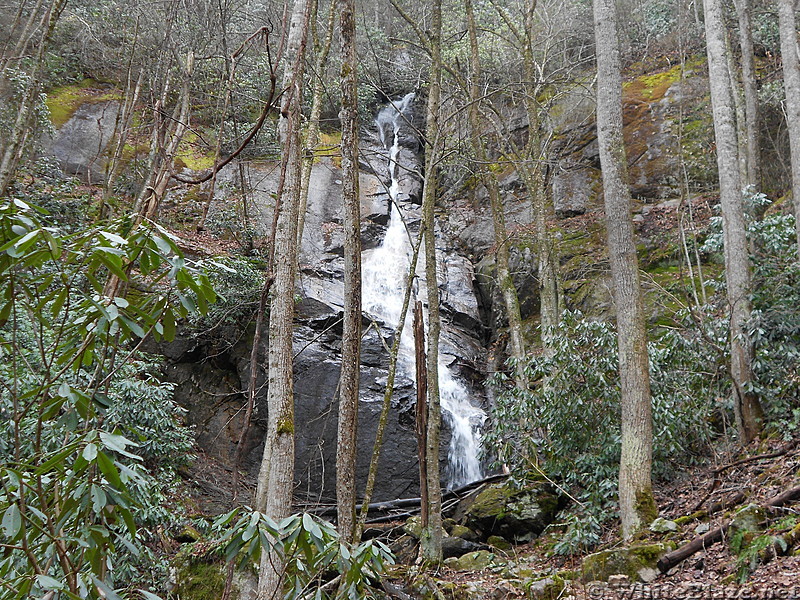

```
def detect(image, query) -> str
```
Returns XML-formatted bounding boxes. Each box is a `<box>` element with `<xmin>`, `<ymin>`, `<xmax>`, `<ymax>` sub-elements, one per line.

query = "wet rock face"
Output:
<box><xmin>161</xmin><ymin>102</ymin><xmax>487</xmax><ymax>506</ymax></box>
<box><xmin>49</xmin><ymin>101</ymin><xmax>120</xmax><ymax>182</ymax></box>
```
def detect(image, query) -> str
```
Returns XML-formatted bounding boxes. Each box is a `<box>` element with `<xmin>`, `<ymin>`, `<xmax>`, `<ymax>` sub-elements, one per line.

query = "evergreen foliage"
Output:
<box><xmin>0</xmin><ymin>197</ymin><xmax>215</xmax><ymax>598</ymax></box>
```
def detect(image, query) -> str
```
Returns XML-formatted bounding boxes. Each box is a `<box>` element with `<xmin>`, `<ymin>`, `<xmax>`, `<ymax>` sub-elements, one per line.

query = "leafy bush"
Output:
<box><xmin>214</xmin><ymin>509</ymin><xmax>395</xmax><ymax>600</ymax></box>
<box><xmin>486</xmin><ymin>310</ymin><xmax>724</xmax><ymax>553</ymax></box>
<box><xmin>0</xmin><ymin>198</ymin><xmax>216</xmax><ymax>598</ymax></box>
<box><xmin>702</xmin><ymin>190</ymin><xmax>800</xmax><ymax>435</ymax></box>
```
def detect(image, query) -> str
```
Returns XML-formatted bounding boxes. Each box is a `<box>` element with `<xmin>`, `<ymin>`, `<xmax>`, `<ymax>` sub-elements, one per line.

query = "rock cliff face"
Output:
<box><xmin>159</xmin><ymin>102</ymin><xmax>487</xmax><ymax>507</ymax></box>
<box><xmin>46</xmin><ymin>61</ymin><xmax>729</xmax><ymax>510</ymax></box>
<box><xmin>48</xmin><ymin>100</ymin><xmax>120</xmax><ymax>182</ymax></box>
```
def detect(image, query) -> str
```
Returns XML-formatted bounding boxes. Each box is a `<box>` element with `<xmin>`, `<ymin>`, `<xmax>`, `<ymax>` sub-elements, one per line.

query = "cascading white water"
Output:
<box><xmin>362</xmin><ymin>94</ymin><xmax>485</xmax><ymax>488</ymax></box>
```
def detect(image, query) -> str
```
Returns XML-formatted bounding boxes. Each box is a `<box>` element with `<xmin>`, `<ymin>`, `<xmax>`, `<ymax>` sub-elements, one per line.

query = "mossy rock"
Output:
<box><xmin>443</xmin><ymin>550</ymin><xmax>498</xmax><ymax>571</ymax></box>
<box><xmin>463</xmin><ymin>481</ymin><xmax>562</xmax><ymax>543</ymax></box>
<box><xmin>487</xmin><ymin>535</ymin><xmax>512</xmax><ymax>551</ymax></box>
<box><xmin>581</xmin><ymin>542</ymin><xmax>675</xmax><ymax>583</ymax></box>
<box><xmin>46</xmin><ymin>79</ymin><xmax>122</xmax><ymax>128</ymax></box>
<box><xmin>451</xmin><ymin>524</ymin><xmax>480</xmax><ymax>542</ymax></box>
<box><xmin>173</xmin><ymin>555</ymin><xmax>227</xmax><ymax>600</ymax></box>
<box><xmin>729</xmin><ymin>504</ymin><xmax>767</xmax><ymax>555</ymax></box>
<box><xmin>404</xmin><ymin>515</ymin><xmax>423</xmax><ymax>539</ymax></box>
<box><xmin>525</xmin><ymin>575</ymin><xmax>565</xmax><ymax>600</ymax></box>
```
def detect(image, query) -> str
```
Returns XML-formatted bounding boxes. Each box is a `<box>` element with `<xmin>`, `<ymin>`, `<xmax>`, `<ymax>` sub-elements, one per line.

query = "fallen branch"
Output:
<box><xmin>657</xmin><ymin>485</ymin><xmax>800</xmax><ymax>573</ymax></box>
<box><xmin>309</xmin><ymin>473</ymin><xmax>508</xmax><ymax>519</ymax></box>
<box><xmin>713</xmin><ymin>440</ymin><xmax>798</xmax><ymax>475</ymax></box>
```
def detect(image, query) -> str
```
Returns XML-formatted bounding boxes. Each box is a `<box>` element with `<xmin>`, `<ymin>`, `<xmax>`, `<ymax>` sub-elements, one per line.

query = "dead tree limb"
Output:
<box><xmin>712</xmin><ymin>440</ymin><xmax>799</xmax><ymax>475</ymax></box>
<box><xmin>658</xmin><ymin>485</ymin><xmax>800</xmax><ymax>573</ymax></box>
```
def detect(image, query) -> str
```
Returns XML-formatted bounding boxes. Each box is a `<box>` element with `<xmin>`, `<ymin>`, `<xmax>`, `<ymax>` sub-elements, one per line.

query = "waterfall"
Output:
<box><xmin>362</xmin><ymin>94</ymin><xmax>485</xmax><ymax>488</ymax></box>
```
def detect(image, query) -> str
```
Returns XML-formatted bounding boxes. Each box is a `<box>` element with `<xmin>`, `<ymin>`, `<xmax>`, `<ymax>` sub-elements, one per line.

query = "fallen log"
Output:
<box><xmin>307</xmin><ymin>472</ymin><xmax>509</xmax><ymax>519</ymax></box>
<box><xmin>657</xmin><ymin>520</ymin><xmax>731</xmax><ymax>573</ymax></box>
<box><xmin>657</xmin><ymin>485</ymin><xmax>800</xmax><ymax>574</ymax></box>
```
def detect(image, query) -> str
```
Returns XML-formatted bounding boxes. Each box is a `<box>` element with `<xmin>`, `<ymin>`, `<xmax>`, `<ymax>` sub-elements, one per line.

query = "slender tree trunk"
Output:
<box><xmin>704</xmin><ymin>0</ymin><xmax>764</xmax><ymax>443</ymax></box>
<box><xmin>0</xmin><ymin>0</ymin><xmax>66</xmax><ymax>197</ymax></box>
<box><xmin>298</xmin><ymin>0</ymin><xmax>336</xmax><ymax>246</ymax></box>
<box><xmin>335</xmin><ymin>0</ymin><xmax>361</xmax><ymax>545</ymax></box>
<box><xmin>464</xmin><ymin>0</ymin><xmax>527</xmax><ymax>388</ymax></box>
<box><xmin>137</xmin><ymin>52</ymin><xmax>194</xmax><ymax>223</ymax></box>
<box><xmin>255</xmin><ymin>0</ymin><xmax>311</xmax><ymax>596</ymax></box>
<box><xmin>734</xmin><ymin>0</ymin><xmax>761</xmax><ymax>190</ymax></box>
<box><xmin>593</xmin><ymin>0</ymin><xmax>655</xmax><ymax>540</ymax></box>
<box><xmin>414</xmin><ymin>302</ymin><xmax>429</xmax><ymax>530</ymax></box>
<box><xmin>419</xmin><ymin>0</ymin><xmax>444</xmax><ymax>565</ymax></box>
<box><xmin>522</xmin><ymin>1</ymin><xmax>560</xmax><ymax>353</ymax></box>
<box><xmin>777</xmin><ymin>0</ymin><xmax>800</xmax><ymax>259</ymax></box>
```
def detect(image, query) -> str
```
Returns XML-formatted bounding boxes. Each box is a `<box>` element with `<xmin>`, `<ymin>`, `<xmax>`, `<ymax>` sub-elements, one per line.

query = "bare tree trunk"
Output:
<box><xmin>335</xmin><ymin>0</ymin><xmax>361</xmax><ymax>545</ymax></box>
<box><xmin>419</xmin><ymin>0</ymin><xmax>443</xmax><ymax>565</ymax></box>
<box><xmin>777</xmin><ymin>0</ymin><xmax>800</xmax><ymax>259</ymax></box>
<box><xmin>704</xmin><ymin>0</ymin><xmax>764</xmax><ymax>443</ymax></box>
<box><xmin>464</xmin><ymin>0</ymin><xmax>527</xmax><ymax>388</ymax></box>
<box><xmin>255</xmin><ymin>0</ymin><xmax>311</xmax><ymax>596</ymax></box>
<box><xmin>354</xmin><ymin>235</ymin><xmax>422</xmax><ymax>544</ymax></box>
<box><xmin>734</xmin><ymin>0</ymin><xmax>761</xmax><ymax>190</ymax></box>
<box><xmin>414</xmin><ymin>302</ymin><xmax>429</xmax><ymax>530</ymax></box>
<box><xmin>136</xmin><ymin>52</ymin><xmax>194</xmax><ymax>223</ymax></box>
<box><xmin>298</xmin><ymin>0</ymin><xmax>336</xmax><ymax>246</ymax></box>
<box><xmin>0</xmin><ymin>0</ymin><xmax>66</xmax><ymax>197</ymax></box>
<box><xmin>522</xmin><ymin>1</ymin><xmax>560</xmax><ymax>353</ymax></box>
<box><xmin>593</xmin><ymin>0</ymin><xmax>655</xmax><ymax>541</ymax></box>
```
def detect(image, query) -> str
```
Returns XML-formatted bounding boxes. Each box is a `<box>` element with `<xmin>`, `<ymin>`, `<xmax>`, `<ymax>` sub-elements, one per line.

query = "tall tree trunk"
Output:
<box><xmin>298</xmin><ymin>0</ymin><xmax>336</xmax><ymax>247</ymax></box>
<box><xmin>255</xmin><ymin>0</ymin><xmax>311</xmax><ymax>596</ymax></box>
<box><xmin>593</xmin><ymin>0</ymin><xmax>655</xmax><ymax>540</ymax></box>
<box><xmin>734</xmin><ymin>0</ymin><xmax>761</xmax><ymax>190</ymax></box>
<box><xmin>464</xmin><ymin>0</ymin><xmax>527</xmax><ymax>388</ymax></box>
<box><xmin>0</xmin><ymin>0</ymin><xmax>66</xmax><ymax>196</ymax></box>
<box><xmin>522</xmin><ymin>0</ymin><xmax>560</xmax><ymax>353</ymax></box>
<box><xmin>704</xmin><ymin>0</ymin><xmax>764</xmax><ymax>443</ymax></box>
<box><xmin>419</xmin><ymin>0</ymin><xmax>444</xmax><ymax>565</ymax></box>
<box><xmin>777</xmin><ymin>0</ymin><xmax>800</xmax><ymax>259</ymax></box>
<box><xmin>335</xmin><ymin>0</ymin><xmax>361</xmax><ymax>545</ymax></box>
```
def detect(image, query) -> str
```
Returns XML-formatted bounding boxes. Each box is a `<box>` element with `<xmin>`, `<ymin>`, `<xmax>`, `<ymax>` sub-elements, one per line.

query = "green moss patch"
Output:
<box><xmin>46</xmin><ymin>78</ymin><xmax>122</xmax><ymax>128</ymax></box>
<box><xmin>581</xmin><ymin>542</ymin><xmax>675</xmax><ymax>583</ymax></box>
<box><xmin>173</xmin><ymin>555</ymin><xmax>227</xmax><ymax>600</ymax></box>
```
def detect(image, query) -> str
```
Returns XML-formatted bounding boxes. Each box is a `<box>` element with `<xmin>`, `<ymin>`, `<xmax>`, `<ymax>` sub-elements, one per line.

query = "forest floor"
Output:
<box><xmin>386</xmin><ymin>436</ymin><xmax>800</xmax><ymax>600</ymax></box>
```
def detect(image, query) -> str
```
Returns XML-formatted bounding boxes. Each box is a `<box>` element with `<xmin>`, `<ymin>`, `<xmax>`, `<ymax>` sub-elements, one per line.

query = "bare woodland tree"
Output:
<box><xmin>733</xmin><ymin>0</ymin><xmax>761</xmax><ymax>189</ymax></box>
<box><xmin>336</xmin><ymin>0</ymin><xmax>361</xmax><ymax>545</ymax></box>
<box><xmin>419</xmin><ymin>0</ymin><xmax>444</xmax><ymax>565</ymax></box>
<box><xmin>0</xmin><ymin>0</ymin><xmax>66</xmax><ymax>196</ymax></box>
<box><xmin>464</xmin><ymin>0</ymin><xmax>528</xmax><ymax>388</ymax></box>
<box><xmin>777</xmin><ymin>0</ymin><xmax>800</xmax><ymax>258</ymax></box>
<box><xmin>704</xmin><ymin>0</ymin><xmax>764</xmax><ymax>443</ymax></box>
<box><xmin>254</xmin><ymin>0</ymin><xmax>312</xmax><ymax>595</ymax></box>
<box><xmin>593</xmin><ymin>0</ymin><xmax>655</xmax><ymax>540</ymax></box>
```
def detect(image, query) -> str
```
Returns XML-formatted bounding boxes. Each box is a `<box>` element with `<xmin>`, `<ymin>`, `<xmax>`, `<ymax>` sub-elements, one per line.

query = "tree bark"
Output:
<box><xmin>0</xmin><ymin>0</ymin><xmax>66</xmax><ymax>197</ymax></box>
<box><xmin>777</xmin><ymin>0</ymin><xmax>800</xmax><ymax>259</ymax></box>
<box><xmin>522</xmin><ymin>1</ymin><xmax>560</xmax><ymax>354</ymax></box>
<box><xmin>733</xmin><ymin>0</ymin><xmax>761</xmax><ymax>190</ymax></box>
<box><xmin>419</xmin><ymin>0</ymin><xmax>444</xmax><ymax>565</ymax></box>
<box><xmin>335</xmin><ymin>0</ymin><xmax>361</xmax><ymax>546</ymax></box>
<box><xmin>704</xmin><ymin>0</ymin><xmax>763</xmax><ymax>443</ymax></box>
<box><xmin>464</xmin><ymin>0</ymin><xmax>527</xmax><ymax>388</ymax></box>
<box><xmin>593</xmin><ymin>0</ymin><xmax>655</xmax><ymax>540</ymax></box>
<box><xmin>255</xmin><ymin>0</ymin><xmax>312</xmax><ymax>596</ymax></box>
<box><xmin>414</xmin><ymin>302</ymin><xmax>429</xmax><ymax>530</ymax></box>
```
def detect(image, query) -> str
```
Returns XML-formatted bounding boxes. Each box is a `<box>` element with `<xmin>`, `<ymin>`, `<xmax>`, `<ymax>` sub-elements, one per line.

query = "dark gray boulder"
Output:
<box><xmin>50</xmin><ymin>100</ymin><xmax>120</xmax><ymax>182</ymax></box>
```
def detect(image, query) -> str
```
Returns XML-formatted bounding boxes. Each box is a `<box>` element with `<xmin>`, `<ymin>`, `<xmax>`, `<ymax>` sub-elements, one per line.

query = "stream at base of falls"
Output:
<box><xmin>362</xmin><ymin>93</ymin><xmax>486</xmax><ymax>489</ymax></box>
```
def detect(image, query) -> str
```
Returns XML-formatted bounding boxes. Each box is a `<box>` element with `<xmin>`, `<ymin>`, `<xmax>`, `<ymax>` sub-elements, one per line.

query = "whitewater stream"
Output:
<box><xmin>362</xmin><ymin>94</ymin><xmax>485</xmax><ymax>488</ymax></box>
